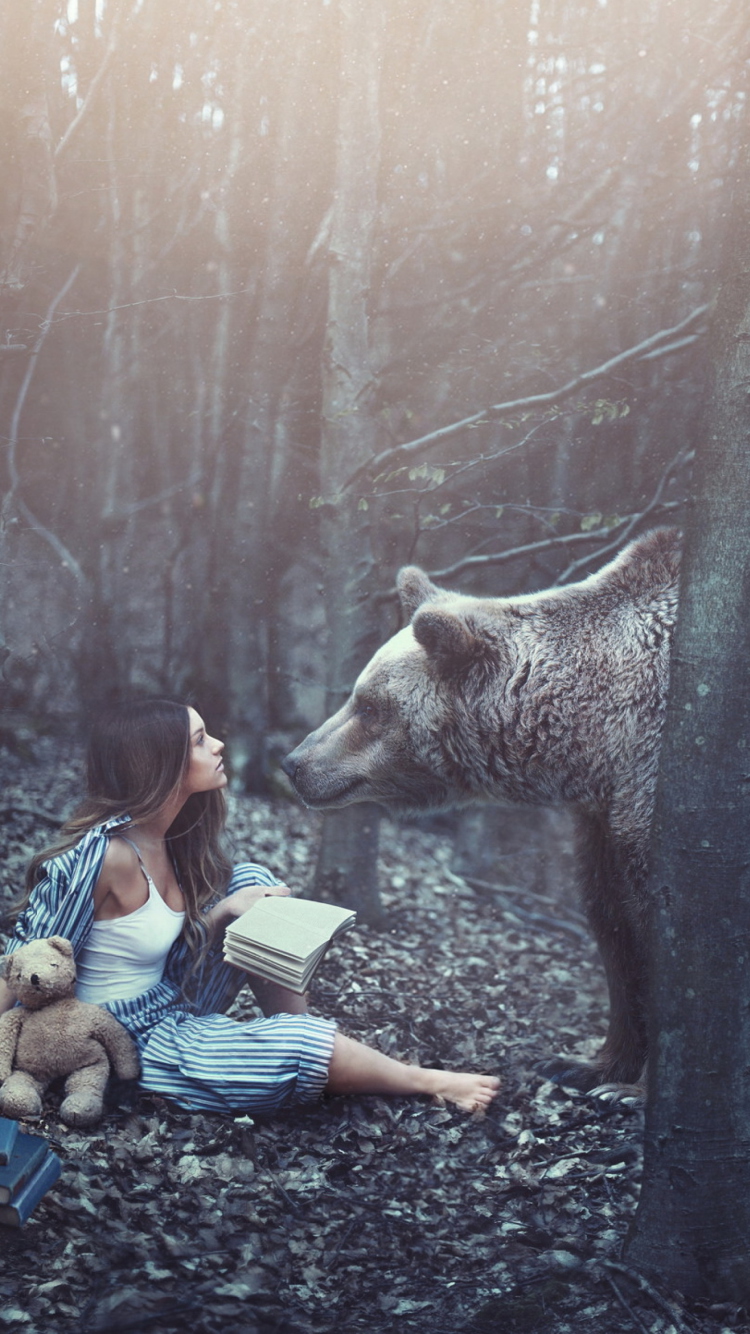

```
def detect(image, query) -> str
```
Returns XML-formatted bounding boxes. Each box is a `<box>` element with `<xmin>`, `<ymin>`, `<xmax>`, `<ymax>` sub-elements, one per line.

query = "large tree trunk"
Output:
<box><xmin>624</xmin><ymin>168</ymin><xmax>750</xmax><ymax>1299</ymax></box>
<box><xmin>312</xmin><ymin>0</ymin><xmax>388</xmax><ymax>925</ymax></box>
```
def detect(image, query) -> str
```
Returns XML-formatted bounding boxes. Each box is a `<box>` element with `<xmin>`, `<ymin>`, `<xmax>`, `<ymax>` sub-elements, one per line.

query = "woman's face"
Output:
<box><xmin>181</xmin><ymin>707</ymin><xmax>227</xmax><ymax>796</ymax></box>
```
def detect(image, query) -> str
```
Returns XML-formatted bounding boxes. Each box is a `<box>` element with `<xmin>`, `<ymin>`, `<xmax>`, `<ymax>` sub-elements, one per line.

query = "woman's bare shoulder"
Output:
<box><xmin>98</xmin><ymin>836</ymin><xmax>141</xmax><ymax>884</ymax></box>
<box><xmin>93</xmin><ymin>836</ymin><xmax>146</xmax><ymax>915</ymax></box>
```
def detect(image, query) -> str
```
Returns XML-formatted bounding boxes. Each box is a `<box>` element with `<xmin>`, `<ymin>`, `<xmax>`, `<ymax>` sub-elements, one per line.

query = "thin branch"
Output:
<box><xmin>426</xmin><ymin>502</ymin><xmax>680</xmax><ymax>585</ymax></box>
<box><xmin>603</xmin><ymin>1274</ymin><xmax>653</xmax><ymax>1334</ymax></box>
<box><xmin>416</xmin><ymin>420</ymin><xmax>550</xmax><ymax>497</ymax></box>
<box><xmin>637</xmin><ymin>332</ymin><xmax>701</xmax><ymax>362</ymax></box>
<box><xmin>51</xmin><ymin>287</ymin><xmax>254</xmax><ymax>325</ymax></box>
<box><xmin>459</xmin><ymin>874</ymin><xmax>589</xmax><ymax>940</ymax></box>
<box><xmin>455</xmin><ymin>872</ymin><xmax>588</xmax><ymax>924</ymax></box>
<box><xmin>343</xmin><ymin>304</ymin><xmax>711</xmax><ymax>492</ymax></box>
<box><xmin>554</xmin><ymin>448</ymin><xmax>690</xmax><ymax>584</ymax></box>
<box><xmin>424</xmin><ymin>447</ymin><xmax>689</xmax><ymax>586</ymax></box>
<box><xmin>596</xmin><ymin>1261</ymin><xmax>691</xmax><ymax>1334</ymax></box>
<box><xmin>55</xmin><ymin>35</ymin><xmax>117</xmax><ymax>159</ymax></box>
<box><xmin>380</xmin><ymin>166</ymin><xmax>618</xmax><ymax>310</ymax></box>
<box><xmin>101</xmin><ymin>470</ymin><xmax>203</xmax><ymax>524</ymax></box>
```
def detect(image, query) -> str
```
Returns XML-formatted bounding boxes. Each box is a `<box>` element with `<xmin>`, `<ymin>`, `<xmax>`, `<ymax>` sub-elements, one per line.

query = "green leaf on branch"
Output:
<box><xmin>407</xmin><ymin>463</ymin><xmax>446</xmax><ymax>487</ymax></box>
<box><xmin>591</xmin><ymin>398</ymin><xmax>630</xmax><ymax>425</ymax></box>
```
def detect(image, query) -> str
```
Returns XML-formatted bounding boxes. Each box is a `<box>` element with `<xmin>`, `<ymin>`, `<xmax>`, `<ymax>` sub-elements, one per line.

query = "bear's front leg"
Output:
<box><xmin>540</xmin><ymin>810</ymin><xmax>648</xmax><ymax>1092</ymax></box>
<box><xmin>59</xmin><ymin>1053</ymin><xmax>111</xmax><ymax>1128</ymax></box>
<box><xmin>0</xmin><ymin>1069</ymin><xmax>46</xmax><ymax>1120</ymax></box>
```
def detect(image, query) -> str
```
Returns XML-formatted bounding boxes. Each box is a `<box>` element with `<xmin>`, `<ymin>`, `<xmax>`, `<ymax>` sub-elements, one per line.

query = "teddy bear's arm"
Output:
<box><xmin>0</xmin><ymin>1010</ymin><xmax>24</xmax><ymax>1081</ymax></box>
<box><xmin>91</xmin><ymin>1010</ymin><xmax>141</xmax><ymax>1081</ymax></box>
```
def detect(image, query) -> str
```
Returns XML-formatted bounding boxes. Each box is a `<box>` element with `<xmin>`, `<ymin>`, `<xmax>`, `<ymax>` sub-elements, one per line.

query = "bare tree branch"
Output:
<box><xmin>420</xmin><ymin>449</ymin><xmax>689</xmax><ymax>585</ymax></box>
<box><xmin>426</xmin><ymin>506</ymin><xmax>679</xmax><ymax>584</ymax></box>
<box><xmin>637</xmin><ymin>332</ymin><xmax>701</xmax><ymax>362</ymax></box>
<box><xmin>101</xmin><ymin>470</ymin><xmax>203</xmax><ymax>525</ymax></box>
<box><xmin>55</xmin><ymin>33</ymin><xmax>118</xmax><ymax>159</ymax></box>
<box><xmin>51</xmin><ymin>288</ymin><xmax>253</xmax><ymax>325</ymax></box>
<box><xmin>553</xmin><ymin>449</ymin><xmax>689</xmax><ymax>584</ymax></box>
<box><xmin>344</xmin><ymin>303</ymin><xmax>711</xmax><ymax>493</ymax></box>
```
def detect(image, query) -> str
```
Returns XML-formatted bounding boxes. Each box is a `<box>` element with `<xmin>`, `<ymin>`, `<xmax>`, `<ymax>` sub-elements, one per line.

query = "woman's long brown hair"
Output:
<box><xmin>20</xmin><ymin>699</ymin><xmax>233</xmax><ymax>957</ymax></box>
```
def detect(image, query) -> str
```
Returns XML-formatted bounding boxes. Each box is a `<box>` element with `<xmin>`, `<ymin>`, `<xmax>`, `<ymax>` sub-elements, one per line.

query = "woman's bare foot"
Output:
<box><xmin>423</xmin><ymin>1069</ymin><xmax>501</xmax><ymax>1114</ymax></box>
<box><xmin>325</xmin><ymin>1033</ymin><xmax>500</xmax><ymax>1112</ymax></box>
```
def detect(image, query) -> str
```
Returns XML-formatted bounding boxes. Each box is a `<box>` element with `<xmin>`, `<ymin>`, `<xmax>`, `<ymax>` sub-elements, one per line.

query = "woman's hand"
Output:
<box><xmin>226</xmin><ymin>883</ymin><xmax>292</xmax><ymax>919</ymax></box>
<box><xmin>204</xmin><ymin>882</ymin><xmax>292</xmax><ymax>934</ymax></box>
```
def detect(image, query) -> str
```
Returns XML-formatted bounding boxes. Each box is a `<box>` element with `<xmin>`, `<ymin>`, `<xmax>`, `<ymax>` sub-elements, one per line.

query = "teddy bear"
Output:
<box><xmin>0</xmin><ymin>936</ymin><xmax>140</xmax><ymax>1127</ymax></box>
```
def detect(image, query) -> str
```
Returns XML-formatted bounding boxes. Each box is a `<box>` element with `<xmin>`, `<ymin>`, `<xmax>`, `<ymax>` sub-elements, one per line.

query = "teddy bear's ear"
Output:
<box><xmin>47</xmin><ymin>937</ymin><xmax>75</xmax><ymax>958</ymax></box>
<box><xmin>0</xmin><ymin>954</ymin><xmax>10</xmax><ymax>979</ymax></box>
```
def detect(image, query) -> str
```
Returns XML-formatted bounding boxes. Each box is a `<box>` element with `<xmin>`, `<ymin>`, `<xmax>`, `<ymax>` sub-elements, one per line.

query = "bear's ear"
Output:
<box><xmin>411</xmin><ymin>606</ymin><xmax>479</xmax><ymax>667</ymax></box>
<box><xmin>397</xmin><ymin>566</ymin><xmax>441</xmax><ymax>621</ymax></box>
<box><xmin>47</xmin><ymin>937</ymin><xmax>74</xmax><ymax>959</ymax></box>
<box><xmin>596</xmin><ymin>526</ymin><xmax>681</xmax><ymax>602</ymax></box>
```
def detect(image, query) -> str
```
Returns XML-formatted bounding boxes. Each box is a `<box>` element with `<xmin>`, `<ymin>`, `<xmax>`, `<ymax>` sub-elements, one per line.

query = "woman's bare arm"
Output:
<box><xmin>203</xmin><ymin>882</ymin><xmax>291</xmax><ymax>935</ymax></box>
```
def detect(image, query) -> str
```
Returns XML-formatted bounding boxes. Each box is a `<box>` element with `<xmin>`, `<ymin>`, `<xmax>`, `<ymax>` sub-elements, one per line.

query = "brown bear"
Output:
<box><xmin>283</xmin><ymin>527</ymin><xmax>681</xmax><ymax>1091</ymax></box>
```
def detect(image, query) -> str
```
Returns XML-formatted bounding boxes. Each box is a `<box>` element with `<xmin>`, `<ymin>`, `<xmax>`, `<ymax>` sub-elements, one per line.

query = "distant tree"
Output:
<box><xmin>311</xmin><ymin>0</ymin><xmax>389</xmax><ymax>924</ymax></box>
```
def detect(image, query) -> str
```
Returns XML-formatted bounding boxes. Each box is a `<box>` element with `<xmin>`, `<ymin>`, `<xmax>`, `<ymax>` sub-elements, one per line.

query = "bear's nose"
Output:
<box><xmin>281</xmin><ymin>753</ymin><xmax>298</xmax><ymax>782</ymax></box>
<box><xmin>30</xmin><ymin>973</ymin><xmax>41</xmax><ymax>987</ymax></box>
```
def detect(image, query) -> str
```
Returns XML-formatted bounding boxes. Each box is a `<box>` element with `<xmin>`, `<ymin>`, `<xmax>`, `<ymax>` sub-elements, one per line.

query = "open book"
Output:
<box><xmin>223</xmin><ymin>897</ymin><xmax>356</xmax><ymax>993</ymax></box>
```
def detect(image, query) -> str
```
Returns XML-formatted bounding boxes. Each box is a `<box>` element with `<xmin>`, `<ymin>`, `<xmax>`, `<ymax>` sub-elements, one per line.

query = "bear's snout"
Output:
<box><xmin>30</xmin><ymin>973</ymin><xmax>42</xmax><ymax>988</ymax></box>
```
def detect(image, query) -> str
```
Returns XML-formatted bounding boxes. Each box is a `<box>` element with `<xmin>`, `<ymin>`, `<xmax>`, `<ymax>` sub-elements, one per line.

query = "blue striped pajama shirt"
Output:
<box><xmin>5</xmin><ymin>815</ymin><xmax>337</xmax><ymax>1113</ymax></box>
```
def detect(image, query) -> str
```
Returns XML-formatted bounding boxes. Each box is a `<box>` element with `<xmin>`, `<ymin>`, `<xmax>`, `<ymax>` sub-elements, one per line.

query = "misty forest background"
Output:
<box><xmin>0</xmin><ymin>0</ymin><xmax>747</xmax><ymax>823</ymax></box>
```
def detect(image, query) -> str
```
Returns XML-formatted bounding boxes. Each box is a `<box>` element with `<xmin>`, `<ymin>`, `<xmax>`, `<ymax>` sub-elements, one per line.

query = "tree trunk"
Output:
<box><xmin>624</xmin><ymin>165</ymin><xmax>750</xmax><ymax>1299</ymax></box>
<box><xmin>219</xmin><ymin>11</ymin><xmax>304</xmax><ymax>790</ymax></box>
<box><xmin>312</xmin><ymin>0</ymin><xmax>388</xmax><ymax>926</ymax></box>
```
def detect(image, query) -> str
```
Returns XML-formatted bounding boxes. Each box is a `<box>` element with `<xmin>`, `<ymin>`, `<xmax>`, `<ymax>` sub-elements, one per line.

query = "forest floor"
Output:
<box><xmin>0</xmin><ymin>737</ymin><xmax>746</xmax><ymax>1334</ymax></box>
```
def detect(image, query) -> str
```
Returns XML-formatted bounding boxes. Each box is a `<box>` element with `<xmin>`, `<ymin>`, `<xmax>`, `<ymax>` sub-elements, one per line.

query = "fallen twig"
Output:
<box><xmin>596</xmin><ymin>1260</ymin><xmax>691</xmax><ymax>1334</ymax></box>
<box><xmin>604</xmin><ymin>1273</ymin><xmax>653</xmax><ymax>1334</ymax></box>
<box><xmin>461</xmin><ymin>874</ymin><xmax>589</xmax><ymax>941</ymax></box>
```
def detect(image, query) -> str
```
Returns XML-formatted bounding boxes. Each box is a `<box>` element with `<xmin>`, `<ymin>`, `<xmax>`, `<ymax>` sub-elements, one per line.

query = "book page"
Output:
<box><xmin>226</xmin><ymin>898</ymin><xmax>355</xmax><ymax>960</ymax></box>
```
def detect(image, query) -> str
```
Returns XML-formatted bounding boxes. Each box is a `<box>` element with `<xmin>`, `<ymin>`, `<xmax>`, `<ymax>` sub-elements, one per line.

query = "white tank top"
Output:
<box><xmin>75</xmin><ymin>839</ymin><xmax>186</xmax><ymax>1004</ymax></box>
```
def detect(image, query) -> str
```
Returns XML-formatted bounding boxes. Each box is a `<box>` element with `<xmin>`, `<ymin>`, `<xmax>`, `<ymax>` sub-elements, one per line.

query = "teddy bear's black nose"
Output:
<box><xmin>30</xmin><ymin>973</ymin><xmax>41</xmax><ymax>987</ymax></box>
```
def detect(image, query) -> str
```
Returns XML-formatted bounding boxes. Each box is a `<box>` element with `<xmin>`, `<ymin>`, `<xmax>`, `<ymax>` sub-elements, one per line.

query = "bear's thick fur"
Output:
<box><xmin>284</xmin><ymin>527</ymin><xmax>681</xmax><ymax>1089</ymax></box>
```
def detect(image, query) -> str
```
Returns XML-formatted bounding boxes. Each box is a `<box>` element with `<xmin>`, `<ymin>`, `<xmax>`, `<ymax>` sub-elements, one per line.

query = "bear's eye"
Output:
<box><xmin>355</xmin><ymin>699</ymin><xmax>379</xmax><ymax>726</ymax></box>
